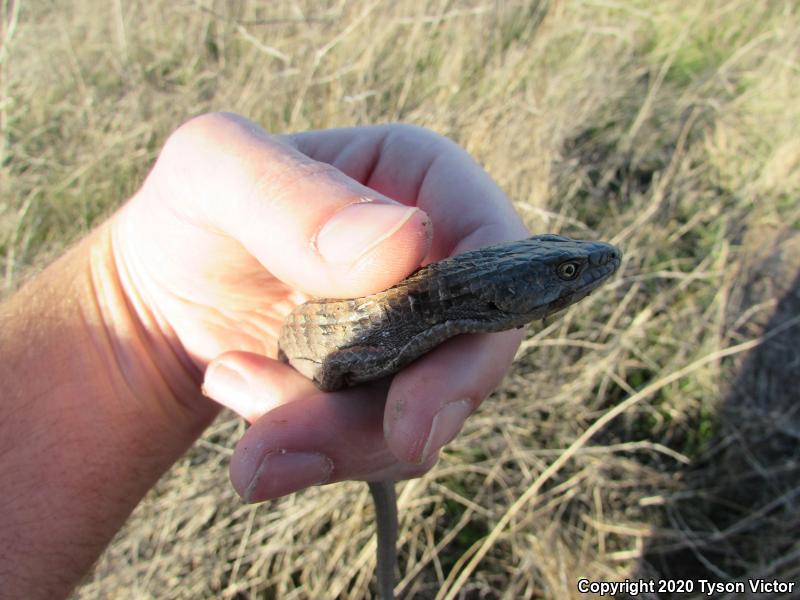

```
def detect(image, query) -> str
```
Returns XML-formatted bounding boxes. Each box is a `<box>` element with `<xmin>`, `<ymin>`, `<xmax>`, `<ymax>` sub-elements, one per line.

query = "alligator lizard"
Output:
<box><xmin>277</xmin><ymin>234</ymin><xmax>621</xmax><ymax>599</ymax></box>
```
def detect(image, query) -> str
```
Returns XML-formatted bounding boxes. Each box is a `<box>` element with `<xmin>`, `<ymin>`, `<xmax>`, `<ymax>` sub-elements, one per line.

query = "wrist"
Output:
<box><xmin>0</xmin><ymin>219</ymin><xmax>218</xmax><ymax>598</ymax></box>
<box><xmin>1</xmin><ymin>217</ymin><xmax>220</xmax><ymax>466</ymax></box>
<box><xmin>98</xmin><ymin>214</ymin><xmax>219</xmax><ymax>429</ymax></box>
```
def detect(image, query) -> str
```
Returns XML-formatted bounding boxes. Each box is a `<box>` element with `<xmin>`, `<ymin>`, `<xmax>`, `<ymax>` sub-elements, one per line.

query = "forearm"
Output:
<box><xmin>0</xmin><ymin>222</ymin><xmax>219</xmax><ymax>598</ymax></box>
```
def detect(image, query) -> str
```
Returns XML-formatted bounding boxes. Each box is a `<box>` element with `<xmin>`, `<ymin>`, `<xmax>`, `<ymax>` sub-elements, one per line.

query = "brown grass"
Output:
<box><xmin>3</xmin><ymin>1</ymin><xmax>800</xmax><ymax>598</ymax></box>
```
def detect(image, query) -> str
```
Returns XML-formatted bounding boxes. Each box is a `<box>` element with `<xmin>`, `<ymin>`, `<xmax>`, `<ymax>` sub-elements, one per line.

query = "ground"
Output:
<box><xmin>2</xmin><ymin>1</ymin><xmax>799</xmax><ymax>598</ymax></box>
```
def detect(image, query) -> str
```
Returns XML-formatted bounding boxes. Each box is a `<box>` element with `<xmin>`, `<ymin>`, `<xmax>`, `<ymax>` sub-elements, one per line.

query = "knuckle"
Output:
<box><xmin>161</xmin><ymin>112</ymin><xmax>251</xmax><ymax>161</ymax></box>
<box><xmin>251</xmin><ymin>159</ymin><xmax>342</xmax><ymax>204</ymax></box>
<box><xmin>386</xmin><ymin>122</ymin><xmax>453</xmax><ymax>147</ymax></box>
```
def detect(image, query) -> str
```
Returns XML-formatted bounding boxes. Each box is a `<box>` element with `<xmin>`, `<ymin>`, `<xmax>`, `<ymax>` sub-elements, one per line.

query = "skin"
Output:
<box><xmin>0</xmin><ymin>113</ymin><xmax>528</xmax><ymax>597</ymax></box>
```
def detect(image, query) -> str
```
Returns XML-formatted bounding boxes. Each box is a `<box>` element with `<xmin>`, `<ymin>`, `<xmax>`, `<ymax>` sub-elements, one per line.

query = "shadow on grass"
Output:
<box><xmin>634</xmin><ymin>227</ymin><xmax>800</xmax><ymax>599</ymax></box>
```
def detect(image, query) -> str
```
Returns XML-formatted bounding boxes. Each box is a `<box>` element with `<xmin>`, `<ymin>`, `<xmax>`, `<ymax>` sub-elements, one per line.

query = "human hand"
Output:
<box><xmin>113</xmin><ymin>113</ymin><xmax>528</xmax><ymax>502</ymax></box>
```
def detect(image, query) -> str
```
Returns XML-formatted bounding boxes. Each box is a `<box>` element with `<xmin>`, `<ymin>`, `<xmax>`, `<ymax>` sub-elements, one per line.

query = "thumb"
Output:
<box><xmin>155</xmin><ymin>112</ymin><xmax>432</xmax><ymax>297</ymax></box>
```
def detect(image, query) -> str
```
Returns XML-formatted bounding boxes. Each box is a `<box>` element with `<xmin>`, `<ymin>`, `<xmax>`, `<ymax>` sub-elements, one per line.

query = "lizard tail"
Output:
<box><xmin>367</xmin><ymin>480</ymin><xmax>398</xmax><ymax>600</ymax></box>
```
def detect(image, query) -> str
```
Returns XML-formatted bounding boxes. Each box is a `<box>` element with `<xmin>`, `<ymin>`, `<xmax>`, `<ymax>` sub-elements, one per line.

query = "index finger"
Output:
<box><xmin>283</xmin><ymin>124</ymin><xmax>529</xmax><ymax>259</ymax></box>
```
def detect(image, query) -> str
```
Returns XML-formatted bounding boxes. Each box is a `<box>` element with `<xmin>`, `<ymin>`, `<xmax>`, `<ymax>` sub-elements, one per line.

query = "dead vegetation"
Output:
<box><xmin>2</xmin><ymin>1</ymin><xmax>799</xmax><ymax>598</ymax></box>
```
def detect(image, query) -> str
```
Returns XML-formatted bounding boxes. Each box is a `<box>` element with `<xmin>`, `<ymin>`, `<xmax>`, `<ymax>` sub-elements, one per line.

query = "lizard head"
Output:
<box><xmin>478</xmin><ymin>234</ymin><xmax>622</xmax><ymax>320</ymax></box>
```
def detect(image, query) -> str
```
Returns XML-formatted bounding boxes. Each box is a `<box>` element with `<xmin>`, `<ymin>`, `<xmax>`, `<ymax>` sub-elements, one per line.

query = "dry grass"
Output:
<box><xmin>3</xmin><ymin>1</ymin><xmax>800</xmax><ymax>598</ymax></box>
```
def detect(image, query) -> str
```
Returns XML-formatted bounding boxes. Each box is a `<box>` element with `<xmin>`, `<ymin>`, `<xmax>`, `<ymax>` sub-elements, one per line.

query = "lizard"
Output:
<box><xmin>277</xmin><ymin>233</ymin><xmax>622</xmax><ymax>599</ymax></box>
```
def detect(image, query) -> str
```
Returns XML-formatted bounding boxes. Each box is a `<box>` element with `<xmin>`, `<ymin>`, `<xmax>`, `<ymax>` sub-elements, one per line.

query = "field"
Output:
<box><xmin>2</xmin><ymin>1</ymin><xmax>799</xmax><ymax>598</ymax></box>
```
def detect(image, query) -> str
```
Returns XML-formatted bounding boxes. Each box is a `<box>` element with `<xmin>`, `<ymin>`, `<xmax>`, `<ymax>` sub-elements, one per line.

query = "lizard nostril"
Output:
<box><xmin>598</xmin><ymin>248</ymin><xmax>620</xmax><ymax>265</ymax></box>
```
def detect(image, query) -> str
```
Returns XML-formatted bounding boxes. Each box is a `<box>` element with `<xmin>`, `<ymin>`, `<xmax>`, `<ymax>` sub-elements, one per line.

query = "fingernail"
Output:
<box><xmin>203</xmin><ymin>362</ymin><xmax>248</xmax><ymax>401</ymax></box>
<box><xmin>244</xmin><ymin>451</ymin><xmax>333</xmax><ymax>503</ymax></box>
<box><xmin>421</xmin><ymin>399</ymin><xmax>473</xmax><ymax>461</ymax></box>
<box><xmin>316</xmin><ymin>202</ymin><xmax>420</xmax><ymax>264</ymax></box>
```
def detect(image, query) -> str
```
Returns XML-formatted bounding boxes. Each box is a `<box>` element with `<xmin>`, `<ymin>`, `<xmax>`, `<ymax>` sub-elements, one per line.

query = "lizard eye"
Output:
<box><xmin>557</xmin><ymin>261</ymin><xmax>580</xmax><ymax>280</ymax></box>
